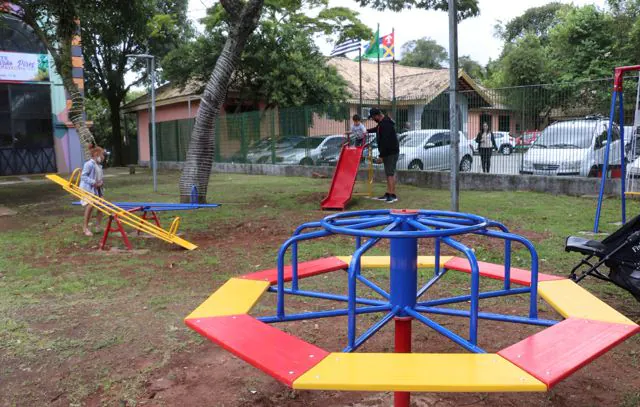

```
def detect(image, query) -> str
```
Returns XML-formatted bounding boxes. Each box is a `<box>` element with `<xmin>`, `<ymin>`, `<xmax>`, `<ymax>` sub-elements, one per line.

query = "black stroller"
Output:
<box><xmin>566</xmin><ymin>214</ymin><xmax>640</xmax><ymax>301</ymax></box>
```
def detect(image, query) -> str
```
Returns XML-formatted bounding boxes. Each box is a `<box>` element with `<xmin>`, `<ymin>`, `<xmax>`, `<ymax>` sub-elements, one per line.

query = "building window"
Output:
<box><xmin>0</xmin><ymin>83</ymin><xmax>53</xmax><ymax>148</ymax></box>
<box><xmin>498</xmin><ymin>115</ymin><xmax>510</xmax><ymax>132</ymax></box>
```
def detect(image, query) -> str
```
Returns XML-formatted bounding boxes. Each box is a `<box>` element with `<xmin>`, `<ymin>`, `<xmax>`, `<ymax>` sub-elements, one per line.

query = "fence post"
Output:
<box><xmin>271</xmin><ymin>109</ymin><xmax>276</xmax><ymax>164</ymax></box>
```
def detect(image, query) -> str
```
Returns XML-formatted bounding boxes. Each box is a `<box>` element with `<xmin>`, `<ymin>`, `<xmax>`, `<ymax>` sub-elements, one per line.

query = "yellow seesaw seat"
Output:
<box><xmin>46</xmin><ymin>170</ymin><xmax>197</xmax><ymax>250</ymax></box>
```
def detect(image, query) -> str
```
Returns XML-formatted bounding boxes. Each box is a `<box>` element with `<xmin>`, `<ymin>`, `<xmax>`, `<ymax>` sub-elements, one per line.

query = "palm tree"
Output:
<box><xmin>179</xmin><ymin>0</ymin><xmax>264</xmax><ymax>203</ymax></box>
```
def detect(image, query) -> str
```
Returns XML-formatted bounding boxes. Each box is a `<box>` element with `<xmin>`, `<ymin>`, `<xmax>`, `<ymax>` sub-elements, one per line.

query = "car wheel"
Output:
<box><xmin>500</xmin><ymin>144</ymin><xmax>513</xmax><ymax>155</ymax></box>
<box><xmin>588</xmin><ymin>166</ymin><xmax>599</xmax><ymax>177</ymax></box>
<box><xmin>300</xmin><ymin>157</ymin><xmax>314</xmax><ymax>166</ymax></box>
<box><xmin>408</xmin><ymin>159</ymin><xmax>424</xmax><ymax>171</ymax></box>
<box><xmin>459</xmin><ymin>155</ymin><xmax>472</xmax><ymax>172</ymax></box>
<box><xmin>257</xmin><ymin>156</ymin><xmax>270</xmax><ymax>164</ymax></box>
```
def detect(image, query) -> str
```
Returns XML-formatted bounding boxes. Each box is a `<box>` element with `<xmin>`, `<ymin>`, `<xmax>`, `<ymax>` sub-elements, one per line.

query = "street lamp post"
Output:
<box><xmin>127</xmin><ymin>53</ymin><xmax>157</xmax><ymax>192</ymax></box>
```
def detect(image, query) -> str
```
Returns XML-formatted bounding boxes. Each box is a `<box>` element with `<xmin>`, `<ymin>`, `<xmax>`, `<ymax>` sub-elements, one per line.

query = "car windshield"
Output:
<box><xmin>293</xmin><ymin>138</ymin><xmax>324</xmax><ymax>149</ymax></box>
<box><xmin>534</xmin><ymin>124</ymin><xmax>595</xmax><ymax>149</ymax></box>
<box><xmin>401</xmin><ymin>134</ymin><xmax>431</xmax><ymax>147</ymax></box>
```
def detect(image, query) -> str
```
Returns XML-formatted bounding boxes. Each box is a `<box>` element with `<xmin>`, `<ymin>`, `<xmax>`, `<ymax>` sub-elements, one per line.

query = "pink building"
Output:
<box><xmin>123</xmin><ymin>59</ymin><xmax>518</xmax><ymax>164</ymax></box>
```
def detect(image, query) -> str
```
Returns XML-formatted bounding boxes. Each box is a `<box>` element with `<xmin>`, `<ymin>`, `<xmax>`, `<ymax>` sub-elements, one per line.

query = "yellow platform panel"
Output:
<box><xmin>293</xmin><ymin>353</ymin><xmax>546</xmax><ymax>392</ymax></box>
<box><xmin>336</xmin><ymin>256</ymin><xmax>453</xmax><ymax>268</ymax></box>
<box><xmin>539</xmin><ymin>280</ymin><xmax>636</xmax><ymax>326</ymax></box>
<box><xmin>185</xmin><ymin>278</ymin><xmax>269</xmax><ymax>320</ymax></box>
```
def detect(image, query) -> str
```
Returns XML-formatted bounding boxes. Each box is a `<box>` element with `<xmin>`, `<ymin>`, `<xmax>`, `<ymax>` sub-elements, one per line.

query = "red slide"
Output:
<box><xmin>321</xmin><ymin>144</ymin><xmax>366</xmax><ymax>210</ymax></box>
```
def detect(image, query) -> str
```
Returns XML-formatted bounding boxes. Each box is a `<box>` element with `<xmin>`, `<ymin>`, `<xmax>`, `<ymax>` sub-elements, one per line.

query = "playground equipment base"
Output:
<box><xmin>186</xmin><ymin>256</ymin><xmax>639</xmax><ymax>392</ymax></box>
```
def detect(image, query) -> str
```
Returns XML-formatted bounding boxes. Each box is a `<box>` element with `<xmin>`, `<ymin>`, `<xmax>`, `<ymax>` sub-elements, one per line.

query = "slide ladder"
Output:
<box><xmin>46</xmin><ymin>170</ymin><xmax>197</xmax><ymax>250</ymax></box>
<box><xmin>321</xmin><ymin>144</ymin><xmax>366</xmax><ymax>210</ymax></box>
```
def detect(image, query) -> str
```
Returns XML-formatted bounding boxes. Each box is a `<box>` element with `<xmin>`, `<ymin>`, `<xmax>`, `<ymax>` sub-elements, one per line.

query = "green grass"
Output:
<box><xmin>0</xmin><ymin>168</ymin><xmax>638</xmax><ymax>405</ymax></box>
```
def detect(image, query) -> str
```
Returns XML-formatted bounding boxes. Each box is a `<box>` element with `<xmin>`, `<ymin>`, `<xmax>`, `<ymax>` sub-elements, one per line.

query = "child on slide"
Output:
<box><xmin>79</xmin><ymin>144</ymin><xmax>105</xmax><ymax>236</ymax></box>
<box><xmin>345</xmin><ymin>114</ymin><xmax>367</xmax><ymax>146</ymax></box>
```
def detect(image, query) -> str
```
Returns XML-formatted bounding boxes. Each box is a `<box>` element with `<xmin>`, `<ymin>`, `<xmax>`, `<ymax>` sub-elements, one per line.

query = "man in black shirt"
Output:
<box><xmin>368</xmin><ymin>108</ymin><xmax>400</xmax><ymax>203</ymax></box>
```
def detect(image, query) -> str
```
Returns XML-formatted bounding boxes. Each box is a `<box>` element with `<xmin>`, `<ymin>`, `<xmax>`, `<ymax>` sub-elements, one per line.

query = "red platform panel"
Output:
<box><xmin>240</xmin><ymin>257</ymin><xmax>348</xmax><ymax>284</ymax></box>
<box><xmin>443</xmin><ymin>257</ymin><xmax>564</xmax><ymax>286</ymax></box>
<box><xmin>498</xmin><ymin>317</ymin><xmax>639</xmax><ymax>388</ymax></box>
<box><xmin>321</xmin><ymin>145</ymin><xmax>365</xmax><ymax>210</ymax></box>
<box><xmin>185</xmin><ymin>314</ymin><xmax>330</xmax><ymax>386</ymax></box>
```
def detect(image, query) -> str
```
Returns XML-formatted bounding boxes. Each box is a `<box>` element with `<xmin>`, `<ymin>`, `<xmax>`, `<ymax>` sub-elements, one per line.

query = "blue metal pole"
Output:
<box><xmin>416</xmin><ymin>268</ymin><xmax>450</xmax><ymax>299</ymax></box>
<box><xmin>419</xmin><ymin>287</ymin><xmax>530</xmax><ymax>307</ymax></box>
<box><xmin>475</xmin><ymin>229</ymin><xmax>540</xmax><ymax>319</ymax></box>
<box><xmin>277</xmin><ymin>229</ymin><xmax>333</xmax><ymax>319</ymax></box>
<box><xmin>291</xmin><ymin>241</ymin><xmax>299</xmax><ymax>291</ymax></box>
<box><xmin>619</xmin><ymin>92</ymin><xmax>627</xmax><ymax>225</ymax></box>
<box><xmin>259</xmin><ymin>305</ymin><xmax>391</xmax><ymax>324</ymax></box>
<box><xmin>434</xmin><ymin>236</ymin><xmax>441</xmax><ymax>275</ymax></box>
<box><xmin>404</xmin><ymin>307</ymin><xmax>485</xmax><ymax>353</ymax></box>
<box><xmin>594</xmin><ymin>90</ymin><xmax>619</xmax><ymax>233</ymax></box>
<box><xmin>414</xmin><ymin>306</ymin><xmax>557</xmax><ymax>327</ymax></box>
<box><xmin>344</xmin><ymin>309</ymin><xmax>398</xmax><ymax>352</ymax></box>
<box><xmin>356</xmin><ymin>275</ymin><xmax>390</xmax><ymax>299</ymax></box>
<box><xmin>441</xmin><ymin>236</ymin><xmax>480</xmax><ymax>345</ymax></box>
<box><xmin>504</xmin><ymin>239</ymin><xmax>511</xmax><ymax>290</ymax></box>
<box><xmin>390</xmin><ymin>215</ymin><xmax>418</xmax><ymax>314</ymax></box>
<box><xmin>268</xmin><ymin>287</ymin><xmax>387</xmax><ymax>306</ymax></box>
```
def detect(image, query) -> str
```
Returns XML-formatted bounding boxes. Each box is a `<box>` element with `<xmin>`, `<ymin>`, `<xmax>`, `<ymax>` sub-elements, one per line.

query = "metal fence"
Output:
<box><xmin>152</xmin><ymin>77</ymin><xmax>640</xmax><ymax>180</ymax></box>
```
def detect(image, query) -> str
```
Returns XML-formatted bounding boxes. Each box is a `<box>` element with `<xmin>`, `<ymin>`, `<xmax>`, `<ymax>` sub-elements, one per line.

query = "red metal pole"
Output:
<box><xmin>394</xmin><ymin>317</ymin><xmax>412</xmax><ymax>407</ymax></box>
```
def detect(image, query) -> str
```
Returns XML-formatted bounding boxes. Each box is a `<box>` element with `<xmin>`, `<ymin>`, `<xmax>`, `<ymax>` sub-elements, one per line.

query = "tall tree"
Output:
<box><xmin>11</xmin><ymin>0</ymin><xmax>96</xmax><ymax>156</ymax></box>
<box><xmin>81</xmin><ymin>0</ymin><xmax>191</xmax><ymax>165</ymax></box>
<box><xmin>399</xmin><ymin>37</ymin><xmax>448</xmax><ymax>69</ymax></box>
<box><xmin>179</xmin><ymin>0</ymin><xmax>480</xmax><ymax>202</ymax></box>
<box><xmin>495</xmin><ymin>2</ymin><xmax>564</xmax><ymax>44</ymax></box>
<box><xmin>458</xmin><ymin>55</ymin><xmax>484</xmax><ymax>79</ymax></box>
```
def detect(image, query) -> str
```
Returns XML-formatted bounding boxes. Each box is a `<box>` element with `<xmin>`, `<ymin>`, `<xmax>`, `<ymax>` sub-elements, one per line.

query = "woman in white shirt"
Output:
<box><xmin>474</xmin><ymin>122</ymin><xmax>498</xmax><ymax>173</ymax></box>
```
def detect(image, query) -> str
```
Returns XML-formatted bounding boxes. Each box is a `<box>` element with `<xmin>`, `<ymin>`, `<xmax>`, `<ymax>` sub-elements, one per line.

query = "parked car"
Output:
<box><xmin>519</xmin><ymin>117</ymin><xmax>622</xmax><ymax>177</ymax></box>
<box><xmin>515</xmin><ymin>131</ymin><xmax>541</xmax><ymax>149</ymax></box>
<box><xmin>396</xmin><ymin>129</ymin><xmax>474</xmax><ymax>172</ymax></box>
<box><xmin>318</xmin><ymin>133</ymin><xmax>409</xmax><ymax>166</ymax></box>
<box><xmin>628</xmin><ymin>155</ymin><xmax>640</xmax><ymax>178</ymax></box>
<box><xmin>278</xmin><ymin>135</ymin><xmax>345</xmax><ymax>165</ymax></box>
<box><xmin>244</xmin><ymin>136</ymin><xmax>305</xmax><ymax>163</ymax></box>
<box><xmin>472</xmin><ymin>131</ymin><xmax>515</xmax><ymax>155</ymax></box>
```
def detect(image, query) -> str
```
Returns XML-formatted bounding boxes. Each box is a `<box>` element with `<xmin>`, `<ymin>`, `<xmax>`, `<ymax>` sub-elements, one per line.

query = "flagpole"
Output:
<box><xmin>377</xmin><ymin>23</ymin><xmax>380</xmax><ymax>107</ymax></box>
<box><xmin>392</xmin><ymin>27</ymin><xmax>396</xmax><ymax>121</ymax></box>
<box><xmin>359</xmin><ymin>47</ymin><xmax>363</xmax><ymax>115</ymax></box>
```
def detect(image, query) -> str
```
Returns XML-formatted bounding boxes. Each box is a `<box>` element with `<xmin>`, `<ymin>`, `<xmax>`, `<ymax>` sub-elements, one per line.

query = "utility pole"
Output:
<box><xmin>448</xmin><ymin>0</ymin><xmax>460</xmax><ymax>212</ymax></box>
<box><xmin>127</xmin><ymin>54</ymin><xmax>157</xmax><ymax>192</ymax></box>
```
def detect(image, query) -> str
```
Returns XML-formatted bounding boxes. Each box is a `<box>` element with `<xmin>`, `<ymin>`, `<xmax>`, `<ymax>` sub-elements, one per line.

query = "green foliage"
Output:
<box><xmin>458</xmin><ymin>55</ymin><xmax>484</xmax><ymax>80</ymax></box>
<box><xmin>163</xmin><ymin>0</ymin><xmax>367</xmax><ymax>107</ymax></box>
<box><xmin>355</xmin><ymin>0</ymin><xmax>479</xmax><ymax>19</ymax></box>
<box><xmin>399</xmin><ymin>37</ymin><xmax>448</xmax><ymax>69</ymax></box>
<box><xmin>80</xmin><ymin>0</ymin><xmax>192</xmax><ymax>164</ymax></box>
<box><xmin>495</xmin><ymin>2</ymin><xmax>565</xmax><ymax>44</ymax></box>
<box><xmin>547</xmin><ymin>5</ymin><xmax>617</xmax><ymax>82</ymax></box>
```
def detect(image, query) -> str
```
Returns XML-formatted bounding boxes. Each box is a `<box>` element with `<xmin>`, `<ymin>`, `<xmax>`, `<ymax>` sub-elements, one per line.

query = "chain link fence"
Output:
<box><xmin>152</xmin><ymin>77</ymin><xmax>640</xmax><ymax>179</ymax></box>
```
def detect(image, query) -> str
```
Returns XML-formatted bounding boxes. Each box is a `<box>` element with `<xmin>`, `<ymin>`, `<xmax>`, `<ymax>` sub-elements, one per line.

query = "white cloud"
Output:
<box><xmin>188</xmin><ymin>0</ymin><xmax>606</xmax><ymax>65</ymax></box>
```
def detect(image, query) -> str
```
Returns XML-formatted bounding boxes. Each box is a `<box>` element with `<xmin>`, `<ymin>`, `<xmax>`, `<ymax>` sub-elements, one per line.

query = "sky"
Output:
<box><xmin>186</xmin><ymin>0</ymin><xmax>607</xmax><ymax>65</ymax></box>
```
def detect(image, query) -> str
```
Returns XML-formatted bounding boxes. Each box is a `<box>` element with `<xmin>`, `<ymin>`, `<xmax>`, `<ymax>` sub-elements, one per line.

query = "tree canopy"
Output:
<box><xmin>399</xmin><ymin>37</ymin><xmax>448</xmax><ymax>69</ymax></box>
<box><xmin>81</xmin><ymin>0</ymin><xmax>192</xmax><ymax>165</ymax></box>
<box><xmin>163</xmin><ymin>0</ymin><xmax>370</xmax><ymax>108</ymax></box>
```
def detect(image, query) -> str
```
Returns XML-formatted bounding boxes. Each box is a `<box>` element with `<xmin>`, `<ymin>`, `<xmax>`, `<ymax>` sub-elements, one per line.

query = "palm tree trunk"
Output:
<box><xmin>179</xmin><ymin>0</ymin><xmax>264</xmax><ymax>203</ymax></box>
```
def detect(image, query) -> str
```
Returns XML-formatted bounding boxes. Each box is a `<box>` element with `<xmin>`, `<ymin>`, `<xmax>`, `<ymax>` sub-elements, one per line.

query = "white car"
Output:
<box><xmin>472</xmin><ymin>131</ymin><xmax>515</xmax><ymax>155</ymax></box>
<box><xmin>520</xmin><ymin>118</ymin><xmax>622</xmax><ymax>177</ymax></box>
<box><xmin>396</xmin><ymin>130</ymin><xmax>474</xmax><ymax>172</ymax></box>
<box><xmin>278</xmin><ymin>135</ymin><xmax>345</xmax><ymax>165</ymax></box>
<box><xmin>628</xmin><ymin>156</ymin><xmax>640</xmax><ymax>178</ymax></box>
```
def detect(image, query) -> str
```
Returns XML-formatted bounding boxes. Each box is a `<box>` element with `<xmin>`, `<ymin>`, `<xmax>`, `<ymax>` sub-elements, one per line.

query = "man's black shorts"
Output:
<box><xmin>382</xmin><ymin>154</ymin><xmax>398</xmax><ymax>177</ymax></box>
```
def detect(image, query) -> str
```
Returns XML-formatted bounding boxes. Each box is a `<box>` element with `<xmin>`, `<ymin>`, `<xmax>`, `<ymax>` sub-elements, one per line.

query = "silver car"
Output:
<box><xmin>278</xmin><ymin>135</ymin><xmax>345</xmax><ymax>165</ymax></box>
<box><xmin>520</xmin><ymin>118</ymin><xmax>621</xmax><ymax>177</ymax></box>
<box><xmin>396</xmin><ymin>130</ymin><xmax>474</xmax><ymax>172</ymax></box>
